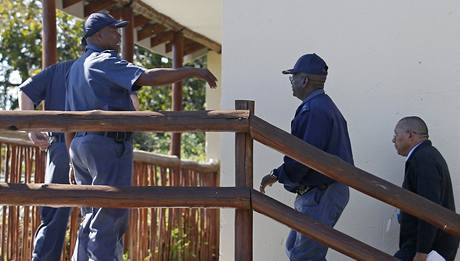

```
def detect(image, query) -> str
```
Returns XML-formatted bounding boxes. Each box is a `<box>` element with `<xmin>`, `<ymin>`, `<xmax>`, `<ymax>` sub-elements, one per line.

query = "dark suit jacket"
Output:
<box><xmin>400</xmin><ymin>140</ymin><xmax>459</xmax><ymax>261</ymax></box>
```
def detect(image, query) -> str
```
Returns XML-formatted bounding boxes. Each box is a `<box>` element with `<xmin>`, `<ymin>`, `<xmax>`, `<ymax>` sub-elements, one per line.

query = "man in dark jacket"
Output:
<box><xmin>260</xmin><ymin>53</ymin><xmax>353</xmax><ymax>261</ymax></box>
<box><xmin>393</xmin><ymin>116</ymin><xmax>459</xmax><ymax>261</ymax></box>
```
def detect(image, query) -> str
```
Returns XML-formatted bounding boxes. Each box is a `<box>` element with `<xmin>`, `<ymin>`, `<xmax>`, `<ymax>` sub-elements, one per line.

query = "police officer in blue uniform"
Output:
<box><xmin>19</xmin><ymin>60</ymin><xmax>74</xmax><ymax>261</ymax></box>
<box><xmin>260</xmin><ymin>53</ymin><xmax>353</xmax><ymax>261</ymax></box>
<box><xmin>66</xmin><ymin>12</ymin><xmax>217</xmax><ymax>261</ymax></box>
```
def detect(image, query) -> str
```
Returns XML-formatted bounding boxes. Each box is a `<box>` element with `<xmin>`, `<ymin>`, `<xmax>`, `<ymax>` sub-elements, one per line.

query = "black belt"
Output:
<box><xmin>77</xmin><ymin>132</ymin><xmax>132</xmax><ymax>143</ymax></box>
<box><xmin>296</xmin><ymin>184</ymin><xmax>328</xmax><ymax>196</ymax></box>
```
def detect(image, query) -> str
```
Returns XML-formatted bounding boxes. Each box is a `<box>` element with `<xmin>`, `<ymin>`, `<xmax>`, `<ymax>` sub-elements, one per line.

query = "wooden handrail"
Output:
<box><xmin>134</xmin><ymin>150</ymin><xmax>219</xmax><ymax>173</ymax></box>
<box><xmin>1</xmin><ymin>106</ymin><xmax>458</xmax><ymax>260</ymax></box>
<box><xmin>0</xmin><ymin>184</ymin><xmax>249</xmax><ymax>209</ymax></box>
<box><xmin>250</xmin><ymin>116</ymin><xmax>460</xmax><ymax>237</ymax></box>
<box><xmin>0</xmin><ymin>110</ymin><xmax>249</xmax><ymax>132</ymax></box>
<box><xmin>252</xmin><ymin>190</ymin><xmax>397</xmax><ymax>261</ymax></box>
<box><xmin>0</xmin><ymin>134</ymin><xmax>219</xmax><ymax>173</ymax></box>
<box><xmin>0</xmin><ymin>181</ymin><xmax>396</xmax><ymax>260</ymax></box>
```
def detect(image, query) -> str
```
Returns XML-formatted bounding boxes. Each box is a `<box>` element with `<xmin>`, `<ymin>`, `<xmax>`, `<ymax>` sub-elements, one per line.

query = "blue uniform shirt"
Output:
<box><xmin>19</xmin><ymin>60</ymin><xmax>74</xmax><ymax>138</ymax></box>
<box><xmin>19</xmin><ymin>60</ymin><xmax>74</xmax><ymax>110</ymax></box>
<box><xmin>274</xmin><ymin>89</ymin><xmax>354</xmax><ymax>193</ymax></box>
<box><xmin>66</xmin><ymin>43</ymin><xmax>144</xmax><ymax>111</ymax></box>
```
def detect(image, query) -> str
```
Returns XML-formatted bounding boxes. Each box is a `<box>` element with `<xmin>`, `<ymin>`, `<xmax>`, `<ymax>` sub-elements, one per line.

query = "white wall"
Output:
<box><xmin>221</xmin><ymin>1</ymin><xmax>460</xmax><ymax>260</ymax></box>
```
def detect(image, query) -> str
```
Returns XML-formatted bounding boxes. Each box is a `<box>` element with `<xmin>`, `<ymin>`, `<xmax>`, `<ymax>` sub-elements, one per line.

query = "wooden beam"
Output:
<box><xmin>62</xmin><ymin>0</ymin><xmax>82</xmax><ymax>8</ymax></box>
<box><xmin>165</xmin><ymin>42</ymin><xmax>172</xmax><ymax>53</ymax></box>
<box><xmin>0</xmin><ymin>132</ymin><xmax>220</xmax><ymax>173</ymax></box>
<box><xmin>133</xmin><ymin>1</ymin><xmax>221</xmax><ymax>53</ymax></box>
<box><xmin>252</xmin><ymin>191</ymin><xmax>397</xmax><ymax>261</ymax></box>
<box><xmin>170</xmin><ymin>32</ymin><xmax>184</xmax><ymax>158</ymax></box>
<box><xmin>184</xmin><ymin>43</ymin><xmax>205</xmax><ymax>56</ymax></box>
<box><xmin>250</xmin><ymin>116</ymin><xmax>460</xmax><ymax>237</ymax></box>
<box><xmin>121</xmin><ymin>7</ymin><xmax>134</xmax><ymax>62</ymax></box>
<box><xmin>84</xmin><ymin>0</ymin><xmax>115</xmax><ymax>17</ymax></box>
<box><xmin>235</xmin><ymin>100</ymin><xmax>254</xmax><ymax>261</ymax></box>
<box><xmin>0</xmin><ymin>110</ymin><xmax>250</xmax><ymax>133</ymax></box>
<box><xmin>150</xmin><ymin>31</ymin><xmax>174</xmax><ymax>48</ymax></box>
<box><xmin>42</xmin><ymin>0</ymin><xmax>57</xmax><ymax>68</ymax></box>
<box><xmin>137</xmin><ymin>23</ymin><xmax>166</xmax><ymax>42</ymax></box>
<box><xmin>134</xmin><ymin>150</ymin><xmax>219</xmax><ymax>173</ymax></box>
<box><xmin>133</xmin><ymin>15</ymin><xmax>150</xmax><ymax>28</ymax></box>
<box><xmin>0</xmin><ymin>183</ymin><xmax>250</xmax><ymax>209</ymax></box>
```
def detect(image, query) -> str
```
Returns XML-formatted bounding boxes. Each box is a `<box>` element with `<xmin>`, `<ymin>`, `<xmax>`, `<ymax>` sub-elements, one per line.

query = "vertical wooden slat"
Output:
<box><xmin>234</xmin><ymin>100</ymin><xmax>254</xmax><ymax>261</ymax></box>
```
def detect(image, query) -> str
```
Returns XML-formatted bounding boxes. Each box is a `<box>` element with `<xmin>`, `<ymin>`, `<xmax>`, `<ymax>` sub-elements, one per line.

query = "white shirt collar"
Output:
<box><xmin>406</xmin><ymin>141</ymin><xmax>423</xmax><ymax>161</ymax></box>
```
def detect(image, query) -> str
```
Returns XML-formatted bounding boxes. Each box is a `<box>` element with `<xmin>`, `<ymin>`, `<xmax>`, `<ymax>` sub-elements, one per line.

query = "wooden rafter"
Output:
<box><xmin>62</xmin><ymin>0</ymin><xmax>82</xmax><ymax>8</ymax></box>
<box><xmin>133</xmin><ymin>1</ymin><xmax>221</xmax><ymax>53</ymax></box>
<box><xmin>166</xmin><ymin>39</ymin><xmax>205</xmax><ymax>55</ymax></box>
<box><xmin>150</xmin><ymin>31</ymin><xmax>174</xmax><ymax>48</ymax></box>
<box><xmin>84</xmin><ymin>0</ymin><xmax>116</xmax><ymax>17</ymax></box>
<box><xmin>133</xmin><ymin>15</ymin><xmax>150</xmax><ymax>28</ymax></box>
<box><xmin>184</xmin><ymin>43</ymin><xmax>205</xmax><ymax>56</ymax></box>
<box><xmin>137</xmin><ymin>23</ymin><xmax>166</xmax><ymax>41</ymax></box>
<box><xmin>59</xmin><ymin>0</ymin><xmax>221</xmax><ymax>53</ymax></box>
<box><xmin>165</xmin><ymin>42</ymin><xmax>172</xmax><ymax>53</ymax></box>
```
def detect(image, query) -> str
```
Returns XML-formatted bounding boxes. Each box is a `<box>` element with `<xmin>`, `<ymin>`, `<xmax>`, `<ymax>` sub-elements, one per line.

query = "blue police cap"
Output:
<box><xmin>282</xmin><ymin>53</ymin><xmax>328</xmax><ymax>75</ymax></box>
<box><xmin>84</xmin><ymin>12</ymin><xmax>128</xmax><ymax>38</ymax></box>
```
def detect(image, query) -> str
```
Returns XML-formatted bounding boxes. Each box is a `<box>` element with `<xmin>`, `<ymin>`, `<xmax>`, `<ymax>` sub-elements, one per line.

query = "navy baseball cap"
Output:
<box><xmin>84</xmin><ymin>12</ymin><xmax>128</xmax><ymax>38</ymax></box>
<box><xmin>282</xmin><ymin>53</ymin><xmax>328</xmax><ymax>75</ymax></box>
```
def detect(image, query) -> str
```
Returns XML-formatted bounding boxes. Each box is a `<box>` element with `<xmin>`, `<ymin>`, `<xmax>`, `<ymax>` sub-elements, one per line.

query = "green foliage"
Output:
<box><xmin>133</xmin><ymin>45</ymin><xmax>207</xmax><ymax>161</ymax></box>
<box><xmin>0</xmin><ymin>2</ymin><xmax>207</xmax><ymax>161</ymax></box>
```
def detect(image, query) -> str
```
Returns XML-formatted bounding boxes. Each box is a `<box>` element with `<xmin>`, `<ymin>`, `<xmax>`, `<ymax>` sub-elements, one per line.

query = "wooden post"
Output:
<box><xmin>234</xmin><ymin>100</ymin><xmax>254</xmax><ymax>261</ymax></box>
<box><xmin>170</xmin><ymin>32</ymin><xmax>184</xmax><ymax>157</ymax></box>
<box><xmin>42</xmin><ymin>0</ymin><xmax>57</xmax><ymax>68</ymax></box>
<box><xmin>120</xmin><ymin>7</ymin><xmax>134</xmax><ymax>62</ymax></box>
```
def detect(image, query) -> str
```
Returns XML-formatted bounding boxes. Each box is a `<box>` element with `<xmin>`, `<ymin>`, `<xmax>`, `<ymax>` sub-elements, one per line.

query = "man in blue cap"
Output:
<box><xmin>260</xmin><ymin>53</ymin><xmax>353</xmax><ymax>261</ymax></box>
<box><xmin>19</xmin><ymin>60</ymin><xmax>74</xmax><ymax>261</ymax></box>
<box><xmin>66</xmin><ymin>12</ymin><xmax>217</xmax><ymax>261</ymax></box>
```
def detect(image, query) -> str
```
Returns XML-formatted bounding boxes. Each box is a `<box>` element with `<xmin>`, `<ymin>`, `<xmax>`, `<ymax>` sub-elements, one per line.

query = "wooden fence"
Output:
<box><xmin>0</xmin><ymin>105</ymin><xmax>459</xmax><ymax>261</ymax></box>
<box><xmin>0</xmin><ymin>136</ymin><xmax>219</xmax><ymax>261</ymax></box>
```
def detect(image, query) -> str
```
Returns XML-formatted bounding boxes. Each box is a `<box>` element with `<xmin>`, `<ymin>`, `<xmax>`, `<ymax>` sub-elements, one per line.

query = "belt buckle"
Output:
<box><xmin>297</xmin><ymin>185</ymin><xmax>310</xmax><ymax>196</ymax></box>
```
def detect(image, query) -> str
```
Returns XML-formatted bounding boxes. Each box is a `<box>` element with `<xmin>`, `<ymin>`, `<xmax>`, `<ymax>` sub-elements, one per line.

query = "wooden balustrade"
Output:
<box><xmin>0</xmin><ymin>138</ymin><xmax>220</xmax><ymax>260</ymax></box>
<box><xmin>250</xmin><ymin>116</ymin><xmax>460</xmax><ymax>237</ymax></box>
<box><xmin>0</xmin><ymin>107</ymin><xmax>459</xmax><ymax>261</ymax></box>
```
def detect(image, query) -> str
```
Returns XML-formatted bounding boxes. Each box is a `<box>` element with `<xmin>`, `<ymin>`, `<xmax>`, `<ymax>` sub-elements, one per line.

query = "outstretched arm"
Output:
<box><xmin>135</xmin><ymin>67</ymin><xmax>217</xmax><ymax>88</ymax></box>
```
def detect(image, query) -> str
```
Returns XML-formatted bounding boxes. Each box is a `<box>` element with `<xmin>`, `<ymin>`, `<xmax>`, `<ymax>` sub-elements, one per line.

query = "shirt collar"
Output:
<box><xmin>85</xmin><ymin>43</ymin><xmax>104</xmax><ymax>52</ymax></box>
<box><xmin>406</xmin><ymin>141</ymin><xmax>423</xmax><ymax>161</ymax></box>
<box><xmin>301</xmin><ymin>89</ymin><xmax>325</xmax><ymax>104</ymax></box>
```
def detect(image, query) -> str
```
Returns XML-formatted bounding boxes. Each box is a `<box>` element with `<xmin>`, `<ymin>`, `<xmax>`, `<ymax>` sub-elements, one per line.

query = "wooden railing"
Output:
<box><xmin>0</xmin><ymin>134</ymin><xmax>219</xmax><ymax>261</ymax></box>
<box><xmin>0</xmin><ymin>101</ymin><xmax>458</xmax><ymax>261</ymax></box>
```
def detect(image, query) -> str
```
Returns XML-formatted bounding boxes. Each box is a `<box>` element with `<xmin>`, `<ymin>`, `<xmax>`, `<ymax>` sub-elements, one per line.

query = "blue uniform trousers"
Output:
<box><xmin>286</xmin><ymin>182</ymin><xmax>349</xmax><ymax>261</ymax></box>
<box><xmin>32</xmin><ymin>142</ymin><xmax>71</xmax><ymax>261</ymax></box>
<box><xmin>70</xmin><ymin>134</ymin><xmax>132</xmax><ymax>261</ymax></box>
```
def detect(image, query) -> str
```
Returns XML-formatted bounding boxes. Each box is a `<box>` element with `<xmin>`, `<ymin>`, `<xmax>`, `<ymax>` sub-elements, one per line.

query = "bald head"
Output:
<box><xmin>393</xmin><ymin>116</ymin><xmax>429</xmax><ymax>156</ymax></box>
<box><xmin>396</xmin><ymin>116</ymin><xmax>429</xmax><ymax>138</ymax></box>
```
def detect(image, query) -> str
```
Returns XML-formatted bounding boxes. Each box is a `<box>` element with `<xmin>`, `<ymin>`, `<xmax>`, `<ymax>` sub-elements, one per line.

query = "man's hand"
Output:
<box><xmin>195</xmin><ymin>68</ymin><xmax>217</xmax><ymax>89</ymax></box>
<box><xmin>413</xmin><ymin>252</ymin><xmax>427</xmax><ymax>261</ymax></box>
<box><xmin>28</xmin><ymin>132</ymin><xmax>49</xmax><ymax>151</ymax></box>
<box><xmin>259</xmin><ymin>173</ymin><xmax>278</xmax><ymax>194</ymax></box>
<box><xmin>68</xmin><ymin>163</ymin><xmax>76</xmax><ymax>185</ymax></box>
